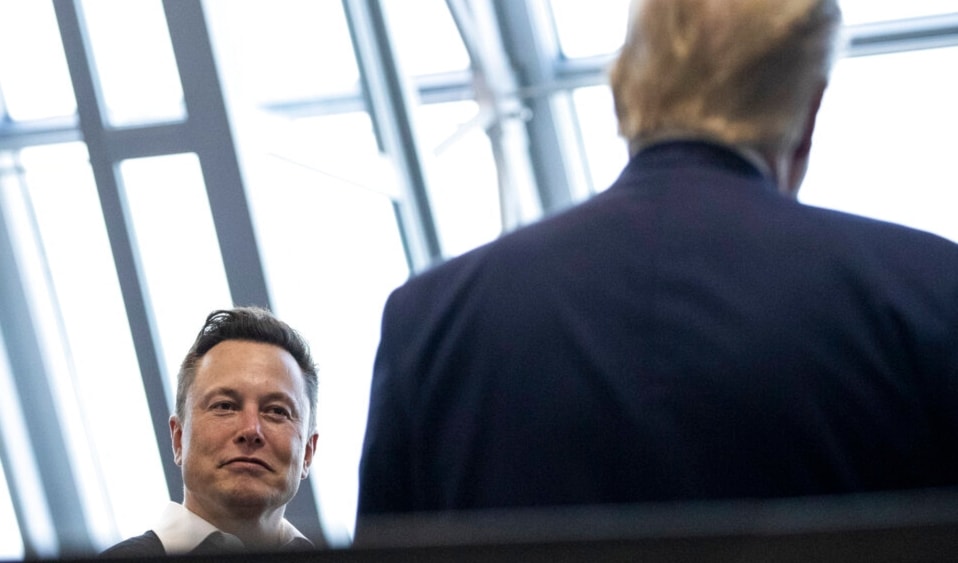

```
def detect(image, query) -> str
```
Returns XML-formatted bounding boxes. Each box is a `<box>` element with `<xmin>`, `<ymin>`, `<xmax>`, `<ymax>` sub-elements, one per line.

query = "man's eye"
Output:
<box><xmin>212</xmin><ymin>402</ymin><xmax>235</xmax><ymax>411</ymax></box>
<box><xmin>265</xmin><ymin>406</ymin><xmax>291</xmax><ymax>419</ymax></box>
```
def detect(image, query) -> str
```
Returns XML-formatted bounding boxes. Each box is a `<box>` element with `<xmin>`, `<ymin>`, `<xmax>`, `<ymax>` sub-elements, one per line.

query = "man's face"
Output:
<box><xmin>170</xmin><ymin>340</ymin><xmax>318</xmax><ymax>524</ymax></box>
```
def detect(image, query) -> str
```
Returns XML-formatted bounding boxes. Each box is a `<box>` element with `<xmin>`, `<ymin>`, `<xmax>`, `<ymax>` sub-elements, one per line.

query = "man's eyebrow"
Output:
<box><xmin>200</xmin><ymin>387</ymin><xmax>241</xmax><ymax>403</ymax></box>
<box><xmin>202</xmin><ymin>386</ymin><xmax>242</xmax><ymax>401</ymax></box>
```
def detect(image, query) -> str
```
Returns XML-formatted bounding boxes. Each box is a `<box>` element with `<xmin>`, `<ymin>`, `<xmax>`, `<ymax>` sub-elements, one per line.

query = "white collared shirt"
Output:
<box><xmin>152</xmin><ymin>502</ymin><xmax>309</xmax><ymax>554</ymax></box>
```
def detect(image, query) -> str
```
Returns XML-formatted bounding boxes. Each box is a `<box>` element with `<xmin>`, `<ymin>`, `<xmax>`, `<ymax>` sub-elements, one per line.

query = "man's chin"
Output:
<box><xmin>218</xmin><ymin>480</ymin><xmax>297</xmax><ymax>513</ymax></box>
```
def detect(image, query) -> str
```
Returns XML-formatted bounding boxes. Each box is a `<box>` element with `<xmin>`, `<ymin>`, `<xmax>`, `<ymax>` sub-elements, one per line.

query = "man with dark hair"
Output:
<box><xmin>102</xmin><ymin>307</ymin><xmax>320</xmax><ymax>556</ymax></box>
<box><xmin>357</xmin><ymin>0</ymin><xmax>958</xmax><ymax>523</ymax></box>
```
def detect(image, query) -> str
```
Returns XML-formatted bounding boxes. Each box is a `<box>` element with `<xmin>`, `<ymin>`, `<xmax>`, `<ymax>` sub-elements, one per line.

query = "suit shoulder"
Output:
<box><xmin>801</xmin><ymin>203</ymin><xmax>958</xmax><ymax>260</ymax></box>
<box><xmin>382</xmin><ymin>210</ymin><xmax>576</xmax><ymax>324</ymax></box>
<box><xmin>99</xmin><ymin>530</ymin><xmax>165</xmax><ymax>558</ymax></box>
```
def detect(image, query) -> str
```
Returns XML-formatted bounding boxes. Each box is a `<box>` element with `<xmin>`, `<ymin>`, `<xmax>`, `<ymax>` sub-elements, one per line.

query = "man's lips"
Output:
<box><xmin>222</xmin><ymin>457</ymin><xmax>273</xmax><ymax>471</ymax></box>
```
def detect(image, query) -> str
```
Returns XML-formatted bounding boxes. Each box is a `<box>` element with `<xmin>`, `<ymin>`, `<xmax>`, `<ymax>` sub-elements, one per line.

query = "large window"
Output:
<box><xmin>801</xmin><ymin>45</ymin><xmax>958</xmax><ymax>242</ymax></box>
<box><xmin>1</xmin><ymin>0</ymin><xmax>957</xmax><ymax>556</ymax></box>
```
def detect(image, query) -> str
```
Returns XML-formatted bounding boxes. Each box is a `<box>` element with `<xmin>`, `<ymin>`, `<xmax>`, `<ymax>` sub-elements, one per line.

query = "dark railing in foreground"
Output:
<box><xmin>45</xmin><ymin>486</ymin><xmax>958</xmax><ymax>563</ymax></box>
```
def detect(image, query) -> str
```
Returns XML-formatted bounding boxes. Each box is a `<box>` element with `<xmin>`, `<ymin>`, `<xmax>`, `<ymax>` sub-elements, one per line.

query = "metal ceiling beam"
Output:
<box><xmin>342</xmin><ymin>0</ymin><xmax>443</xmax><ymax>270</ymax></box>
<box><xmin>846</xmin><ymin>13</ymin><xmax>958</xmax><ymax>57</ymax></box>
<box><xmin>52</xmin><ymin>0</ymin><xmax>181</xmax><ymax>508</ymax></box>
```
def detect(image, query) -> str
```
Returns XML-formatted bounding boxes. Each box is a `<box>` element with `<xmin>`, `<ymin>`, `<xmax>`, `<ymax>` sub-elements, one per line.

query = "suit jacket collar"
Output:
<box><xmin>626</xmin><ymin>140</ymin><xmax>778</xmax><ymax>191</ymax></box>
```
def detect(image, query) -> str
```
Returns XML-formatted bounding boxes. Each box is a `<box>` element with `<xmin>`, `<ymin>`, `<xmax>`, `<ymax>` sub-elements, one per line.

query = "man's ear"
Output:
<box><xmin>170</xmin><ymin>415</ymin><xmax>184</xmax><ymax>466</ymax></box>
<box><xmin>784</xmin><ymin>81</ymin><xmax>827</xmax><ymax>196</ymax></box>
<box><xmin>301</xmin><ymin>432</ymin><xmax>319</xmax><ymax>480</ymax></box>
<box><xmin>796</xmin><ymin>81</ymin><xmax>827</xmax><ymax>160</ymax></box>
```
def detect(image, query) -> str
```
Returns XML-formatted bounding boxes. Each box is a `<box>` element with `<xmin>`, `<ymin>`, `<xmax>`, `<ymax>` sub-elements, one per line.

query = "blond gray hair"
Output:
<box><xmin>610</xmin><ymin>0</ymin><xmax>843</xmax><ymax>155</ymax></box>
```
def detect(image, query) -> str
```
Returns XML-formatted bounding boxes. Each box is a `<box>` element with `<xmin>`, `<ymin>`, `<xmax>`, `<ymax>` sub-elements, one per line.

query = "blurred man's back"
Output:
<box><xmin>357</xmin><ymin>0</ymin><xmax>958</xmax><ymax>519</ymax></box>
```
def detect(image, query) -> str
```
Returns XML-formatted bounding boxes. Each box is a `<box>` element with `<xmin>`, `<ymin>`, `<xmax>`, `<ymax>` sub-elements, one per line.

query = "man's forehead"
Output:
<box><xmin>198</xmin><ymin>340</ymin><xmax>298</xmax><ymax>369</ymax></box>
<box><xmin>190</xmin><ymin>340</ymin><xmax>306</xmax><ymax>397</ymax></box>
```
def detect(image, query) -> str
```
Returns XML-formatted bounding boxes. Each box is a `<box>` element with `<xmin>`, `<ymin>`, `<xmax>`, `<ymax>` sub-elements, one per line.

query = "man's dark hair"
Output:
<box><xmin>174</xmin><ymin>306</ymin><xmax>319</xmax><ymax>432</ymax></box>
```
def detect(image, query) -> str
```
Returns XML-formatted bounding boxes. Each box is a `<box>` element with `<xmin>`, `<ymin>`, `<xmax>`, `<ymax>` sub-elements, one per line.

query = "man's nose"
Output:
<box><xmin>235</xmin><ymin>408</ymin><xmax>264</xmax><ymax>446</ymax></box>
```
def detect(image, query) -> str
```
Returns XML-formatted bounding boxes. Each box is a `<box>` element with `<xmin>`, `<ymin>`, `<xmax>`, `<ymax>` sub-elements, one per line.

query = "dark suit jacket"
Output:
<box><xmin>99</xmin><ymin>530</ymin><xmax>314</xmax><ymax>557</ymax></box>
<box><xmin>357</xmin><ymin>141</ymin><xmax>958</xmax><ymax>518</ymax></box>
<box><xmin>98</xmin><ymin>531</ymin><xmax>235</xmax><ymax>557</ymax></box>
<box><xmin>99</xmin><ymin>531</ymin><xmax>165</xmax><ymax>558</ymax></box>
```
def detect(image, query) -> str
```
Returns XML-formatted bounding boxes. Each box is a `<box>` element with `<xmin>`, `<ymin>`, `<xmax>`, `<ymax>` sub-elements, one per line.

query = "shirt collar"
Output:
<box><xmin>152</xmin><ymin>502</ymin><xmax>310</xmax><ymax>554</ymax></box>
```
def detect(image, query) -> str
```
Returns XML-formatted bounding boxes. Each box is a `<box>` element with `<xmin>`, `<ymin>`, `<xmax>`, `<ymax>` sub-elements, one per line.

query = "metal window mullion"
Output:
<box><xmin>0</xmin><ymin>117</ymin><xmax>81</xmax><ymax>150</ymax></box>
<box><xmin>161</xmin><ymin>0</ymin><xmax>272</xmax><ymax>309</ymax></box>
<box><xmin>446</xmin><ymin>0</ymin><xmax>545</xmax><ymax>231</ymax></box>
<box><xmin>342</xmin><ymin>0</ymin><xmax>442</xmax><ymax>271</ymax></box>
<box><xmin>489</xmin><ymin>0</ymin><xmax>583</xmax><ymax>214</ymax></box>
<box><xmin>51</xmin><ymin>0</ymin><xmax>181</xmax><ymax>501</ymax></box>
<box><xmin>100</xmin><ymin>122</ymin><xmax>194</xmax><ymax>161</ymax></box>
<box><xmin>845</xmin><ymin>13</ymin><xmax>958</xmax><ymax>56</ymax></box>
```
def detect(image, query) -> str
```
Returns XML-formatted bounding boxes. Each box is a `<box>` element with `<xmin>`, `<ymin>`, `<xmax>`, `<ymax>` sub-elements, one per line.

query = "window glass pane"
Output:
<box><xmin>119</xmin><ymin>154</ymin><xmax>232</xmax><ymax>388</ymax></box>
<box><xmin>17</xmin><ymin>143</ymin><xmax>169</xmax><ymax>546</ymax></box>
<box><xmin>243</xmin><ymin>123</ymin><xmax>409</xmax><ymax>545</ymax></box>
<box><xmin>0</xmin><ymin>0</ymin><xmax>76</xmax><ymax>121</ymax></box>
<box><xmin>0</xmin><ymin>464</ymin><xmax>24</xmax><ymax>560</ymax></box>
<box><xmin>801</xmin><ymin>46</ymin><xmax>958</xmax><ymax>243</ymax></box>
<box><xmin>0</xmin><ymin>332</ymin><xmax>27</xmax><ymax>561</ymax></box>
<box><xmin>549</xmin><ymin>0</ymin><xmax>630</xmax><ymax>58</ymax></box>
<box><xmin>382</xmin><ymin>0</ymin><xmax>470</xmax><ymax>76</ymax></box>
<box><xmin>204</xmin><ymin>0</ymin><xmax>361</xmax><ymax>106</ymax></box>
<box><xmin>0</xmin><ymin>338</ymin><xmax>56</xmax><ymax>557</ymax></box>
<box><xmin>79</xmin><ymin>0</ymin><xmax>185</xmax><ymax>126</ymax></box>
<box><xmin>258</xmin><ymin>112</ymin><xmax>393</xmax><ymax>199</ymax></box>
<box><xmin>1</xmin><ymin>152</ymin><xmax>72</xmax><ymax>558</ymax></box>
<box><xmin>571</xmin><ymin>86</ymin><xmax>629</xmax><ymax>195</ymax></box>
<box><xmin>417</xmin><ymin>101</ymin><xmax>502</xmax><ymax>257</ymax></box>
<box><xmin>840</xmin><ymin>0</ymin><xmax>958</xmax><ymax>25</ymax></box>
<box><xmin>380</xmin><ymin>0</ymin><xmax>496</xmax><ymax>255</ymax></box>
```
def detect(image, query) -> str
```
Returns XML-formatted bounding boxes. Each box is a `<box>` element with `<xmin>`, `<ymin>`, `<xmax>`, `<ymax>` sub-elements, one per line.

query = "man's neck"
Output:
<box><xmin>184</xmin><ymin>499</ymin><xmax>287</xmax><ymax>549</ymax></box>
<box><xmin>218</xmin><ymin>517</ymin><xmax>285</xmax><ymax>549</ymax></box>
